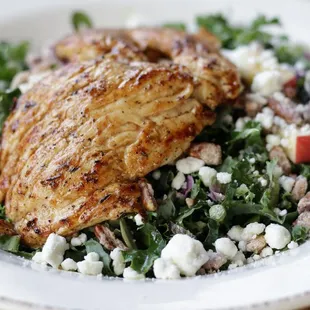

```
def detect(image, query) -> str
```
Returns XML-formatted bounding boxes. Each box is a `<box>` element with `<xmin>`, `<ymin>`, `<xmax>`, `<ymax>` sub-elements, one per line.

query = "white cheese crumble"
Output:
<box><xmin>153</xmin><ymin>258</ymin><xmax>181</xmax><ymax>280</ymax></box>
<box><xmin>231</xmin><ymin>251</ymin><xmax>246</xmax><ymax>267</ymax></box>
<box><xmin>71</xmin><ymin>233</ymin><xmax>87</xmax><ymax>247</ymax></box>
<box><xmin>260</xmin><ymin>246</ymin><xmax>273</xmax><ymax>258</ymax></box>
<box><xmin>110</xmin><ymin>248</ymin><xmax>125</xmax><ymax>276</ymax></box>
<box><xmin>241</xmin><ymin>222</ymin><xmax>266</xmax><ymax>241</ymax></box>
<box><xmin>251</xmin><ymin>70</ymin><xmax>283</xmax><ymax>96</ymax></box>
<box><xmin>265</xmin><ymin>224</ymin><xmax>291</xmax><ymax>249</ymax></box>
<box><xmin>279</xmin><ymin>176</ymin><xmax>295</xmax><ymax>193</ymax></box>
<box><xmin>161</xmin><ymin>234</ymin><xmax>209</xmax><ymax>276</ymax></box>
<box><xmin>266</xmin><ymin>134</ymin><xmax>281</xmax><ymax>151</ymax></box>
<box><xmin>238</xmin><ymin>241</ymin><xmax>247</xmax><ymax>252</ymax></box>
<box><xmin>171</xmin><ymin>171</ymin><xmax>186</xmax><ymax>190</ymax></box>
<box><xmin>215</xmin><ymin>237</ymin><xmax>238</xmax><ymax>259</ymax></box>
<box><xmin>258</xmin><ymin>177</ymin><xmax>268</xmax><ymax>187</ymax></box>
<box><xmin>287</xmin><ymin>241</ymin><xmax>299</xmax><ymax>249</ymax></box>
<box><xmin>255</xmin><ymin>107</ymin><xmax>274</xmax><ymax>130</ymax></box>
<box><xmin>134</xmin><ymin>214</ymin><xmax>144</xmax><ymax>226</ymax></box>
<box><xmin>176</xmin><ymin>157</ymin><xmax>204</xmax><ymax>174</ymax></box>
<box><xmin>33</xmin><ymin>233</ymin><xmax>69</xmax><ymax>269</ymax></box>
<box><xmin>123</xmin><ymin>267</ymin><xmax>145</xmax><ymax>280</ymax></box>
<box><xmin>77</xmin><ymin>252</ymin><xmax>103</xmax><ymax>276</ymax></box>
<box><xmin>216</xmin><ymin>172</ymin><xmax>232</xmax><ymax>184</ymax></box>
<box><xmin>227</xmin><ymin>225</ymin><xmax>244</xmax><ymax>242</ymax></box>
<box><xmin>198</xmin><ymin>166</ymin><xmax>217</xmax><ymax>187</ymax></box>
<box><xmin>61</xmin><ymin>258</ymin><xmax>78</xmax><ymax>271</ymax></box>
<box><xmin>152</xmin><ymin>170</ymin><xmax>161</xmax><ymax>180</ymax></box>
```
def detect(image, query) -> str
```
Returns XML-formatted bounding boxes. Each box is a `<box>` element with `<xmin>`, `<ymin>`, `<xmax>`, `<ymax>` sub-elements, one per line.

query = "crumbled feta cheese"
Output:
<box><xmin>61</xmin><ymin>258</ymin><xmax>78</xmax><ymax>271</ymax></box>
<box><xmin>255</xmin><ymin>107</ymin><xmax>274</xmax><ymax>129</ymax></box>
<box><xmin>238</xmin><ymin>241</ymin><xmax>247</xmax><ymax>252</ymax></box>
<box><xmin>228</xmin><ymin>263</ymin><xmax>238</xmax><ymax>270</ymax></box>
<box><xmin>265</xmin><ymin>224</ymin><xmax>291</xmax><ymax>249</ymax></box>
<box><xmin>260</xmin><ymin>246</ymin><xmax>273</xmax><ymax>258</ymax></box>
<box><xmin>266</xmin><ymin>134</ymin><xmax>281</xmax><ymax>151</ymax></box>
<box><xmin>280</xmin><ymin>138</ymin><xmax>289</xmax><ymax>148</ymax></box>
<box><xmin>215</xmin><ymin>237</ymin><xmax>238</xmax><ymax>259</ymax></box>
<box><xmin>40</xmin><ymin>233</ymin><xmax>69</xmax><ymax>268</ymax></box>
<box><xmin>176</xmin><ymin>157</ymin><xmax>204</xmax><ymax>174</ymax></box>
<box><xmin>161</xmin><ymin>234</ymin><xmax>209</xmax><ymax>276</ymax></box>
<box><xmin>287</xmin><ymin>241</ymin><xmax>299</xmax><ymax>249</ymax></box>
<box><xmin>216</xmin><ymin>172</ymin><xmax>232</xmax><ymax>184</ymax></box>
<box><xmin>134</xmin><ymin>214</ymin><xmax>144</xmax><ymax>226</ymax></box>
<box><xmin>253</xmin><ymin>254</ymin><xmax>261</xmax><ymax>261</ymax></box>
<box><xmin>279</xmin><ymin>209</ymin><xmax>288</xmax><ymax>217</ymax></box>
<box><xmin>153</xmin><ymin>258</ymin><xmax>181</xmax><ymax>280</ymax></box>
<box><xmin>231</xmin><ymin>251</ymin><xmax>246</xmax><ymax>267</ymax></box>
<box><xmin>241</xmin><ymin>222</ymin><xmax>266</xmax><ymax>241</ymax></box>
<box><xmin>235</xmin><ymin>117</ymin><xmax>251</xmax><ymax>131</ymax></box>
<box><xmin>71</xmin><ymin>233</ymin><xmax>87</xmax><ymax>247</ymax></box>
<box><xmin>279</xmin><ymin>176</ymin><xmax>295</xmax><ymax>193</ymax></box>
<box><xmin>246</xmin><ymin>93</ymin><xmax>267</xmax><ymax>105</ymax></box>
<box><xmin>249</xmin><ymin>158</ymin><xmax>256</xmax><ymax>164</ymax></box>
<box><xmin>253</xmin><ymin>170</ymin><xmax>259</xmax><ymax>176</ymax></box>
<box><xmin>198</xmin><ymin>166</ymin><xmax>217</xmax><ymax>187</ymax></box>
<box><xmin>32</xmin><ymin>252</ymin><xmax>45</xmax><ymax>264</ymax></box>
<box><xmin>110</xmin><ymin>248</ymin><xmax>125</xmax><ymax>276</ymax></box>
<box><xmin>152</xmin><ymin>170</ymin><xmax>161</xmax><ymax>180</ymax></box>
<box><xmin>77</xmin><ymin>254</ymin><xmax>103</xmax><ymax>276</ymax></box>
<box><xmin>123</xmin><ymin>267</ymin><xmax>145</xmax><ymax>280</ymax></box>
<box><xmin>222</xmin><ymin>43</ymin><xmax>278</xmax><ymax>82</ymax></box>
<box><xmin>171</xmin><ymin>171</ymin><xmax>186</xmax><ymax>190</ymax></box>
<box><xmin>247</xmin><ymin>257</ymin><xmax>254</xmax><ymax>264</ymax></box>
<box><xmin>251</xmin><ymin>70</ymin><xmax>283</xmax><ymax>96</ymax></box>
<box><xmin>258</xmin><ymin>177</ymin><xmax>268</xmax><ymax>187</ymax></box>
<box><xmin>227</xmin><ymin>225</ymin><xmax>244</xmax><ymax>242</ymax></box>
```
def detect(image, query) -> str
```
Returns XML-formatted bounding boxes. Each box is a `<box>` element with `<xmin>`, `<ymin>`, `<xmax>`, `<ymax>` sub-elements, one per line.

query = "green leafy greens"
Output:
<box><xmin>72</xmin><ymin>11</ymin><xmax>93</xmax><ymax>31</ymax></box>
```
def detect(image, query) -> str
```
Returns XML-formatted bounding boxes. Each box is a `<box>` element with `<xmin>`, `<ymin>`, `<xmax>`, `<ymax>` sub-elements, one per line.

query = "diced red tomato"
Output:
<box><xmin>295</xmin><ymin>135</ymin><xmax>310</xmax><ymax>164</ymax></box>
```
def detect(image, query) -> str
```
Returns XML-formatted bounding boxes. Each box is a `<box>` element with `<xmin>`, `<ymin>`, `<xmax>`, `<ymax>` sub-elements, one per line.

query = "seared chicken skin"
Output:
<box><xmin>1</xmin><ymin>28</ymin><xmax>241</xmax><ymax>248</ymax></box>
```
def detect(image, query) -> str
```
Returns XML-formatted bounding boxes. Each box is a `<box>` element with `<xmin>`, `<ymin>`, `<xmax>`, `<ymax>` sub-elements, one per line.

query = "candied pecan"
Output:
<box><xmin>246</xmin><ymin>235</ymin><xmax>266</xmax><ymax>253</ymax></box>
<box><xmin>297</xmin><ymin>192</ymin><xmax>310</xmax><ymax>214</ymax></box>
<box><xmin>138</xmin><ymin>179</ymin><xmax>157</xmax><ymax>211</ymax></box>
<box><xmin>295</xmin><ymin>211</ymin><xmax>310</xmax><ymax>228</ymax></box>
<box><xmin>268</xmin><ymin>98</ymin><xmax>302</xmax><ymax>124</ymax></box>
<box><xmin>292</xmin><ymin>176</ymin><xmax>308</xmax><ymax>202</ymax></box>
<box><xmin>269</xmin><ymin>146</ymin><xmax>292</xmax><ymax>175</ymax></box>
<box><xmin>189</xmin><ymin>142</ymin><xmax>222</xmax><ymax>166</ymax></box>
<box><xmin>94</xmin><ymin>224</ymin><xmax>127</xmax><ymax>251</ymax></box>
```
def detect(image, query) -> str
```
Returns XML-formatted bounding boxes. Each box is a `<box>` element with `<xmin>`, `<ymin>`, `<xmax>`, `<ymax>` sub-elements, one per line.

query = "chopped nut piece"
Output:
<box><xmin>268</xmin><ymin>98</ymin><xmax>302</xmax><ymax>124</ymax></box>
<box><xmin>298</xmin><ymin>192</ymin><xmax>310</xmax><ymax>214</ymax></box>
<box><xmin>245</xmin><ymin>101</ymin><xmax>262</xmax><ymax>117</ymax></box>
<box><xmin>138</xmin><ymin>179</ymin><xmax>157</xmax><ymax>211</ymax></box>
<box><xmin>292</xmin><ymin>176</ymin><xmax>308</xmax><ymax>202</ymax></box>
<box><xmin>295</xmin><ymin>211</ymin><xmax>310</xmax><ymax>228</ymax></box>
<box><xmin>94</xmin><ymin>225</ymin><xmax>127</xmax><ymax>251</ymax></box>
<box><xmin>203</xmin><ymin>252</ymin><xmax>227</xmax><ymax>271</ymax></box>
<box><xmin>269</xmin><ymin>146</ymin><xmax>291</xmax><ymax>175</ymax></box>
<box><xmin>189</xmin><ymin>142</ymin><xmax>222</xmax><ymax>166</ymax></box>
<box><xmin>185</xmin><ymin>198</ymin><xmax>194</xmax><ymax>207</ymax></box>
<box><xmin>246</xmin><ymin>235</ymin><xmax>267</xmax><ymax>253</ymax></box>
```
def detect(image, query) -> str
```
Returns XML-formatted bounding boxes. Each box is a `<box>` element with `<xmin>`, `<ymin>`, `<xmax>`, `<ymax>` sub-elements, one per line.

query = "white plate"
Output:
<box><xmin>1</xmin><ymin>0</ymin><xmax>310</xmax><ymax>309</ymax></box>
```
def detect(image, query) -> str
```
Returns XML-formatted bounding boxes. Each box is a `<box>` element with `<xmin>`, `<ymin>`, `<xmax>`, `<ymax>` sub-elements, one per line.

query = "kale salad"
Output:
<box><xmin>1</xmin><ymin>13</ymin><xmax>310</xmax><ymax>280</ymax></box>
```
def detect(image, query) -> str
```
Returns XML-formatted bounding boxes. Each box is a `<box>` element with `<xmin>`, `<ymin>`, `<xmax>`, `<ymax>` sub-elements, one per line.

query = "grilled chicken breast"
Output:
<box><xmin>1</xmin><ymin>27</ymin><xmax>241</xmax><ymax>248</ymax></box>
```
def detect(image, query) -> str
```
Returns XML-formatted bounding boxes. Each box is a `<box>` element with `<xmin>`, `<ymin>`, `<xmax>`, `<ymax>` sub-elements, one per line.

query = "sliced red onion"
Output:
<box><xmin>208</xmin><ymin>185</ymin><xmax>225</xmax><ymax>202</ymax></box>
<box><xmin>181</xmin><ymin>175</ymin><xmax>194</xmax><ymax>197</ymax></box>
